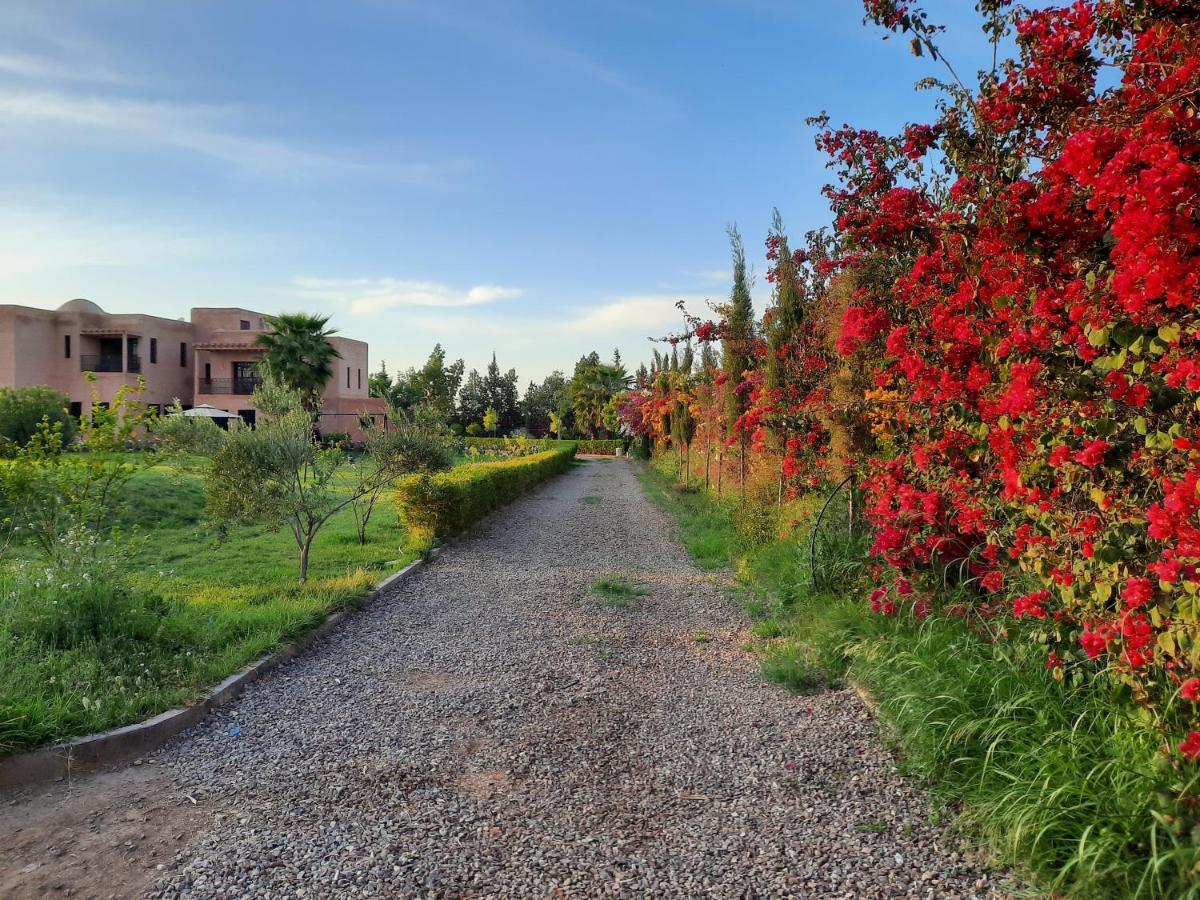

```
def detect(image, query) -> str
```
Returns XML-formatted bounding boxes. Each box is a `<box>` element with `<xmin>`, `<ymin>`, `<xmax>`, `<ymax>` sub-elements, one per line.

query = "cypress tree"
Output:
<box><xmin>766</xmin><ymin>209</ymin><xmax>803</xmax><ymax>395</ymax></box>
<box><xmin>680</xmin><ymin>341</ymin><xmax>694</xmax><ymax>375</ymax></box>
<box><xmin>722</xmin><ymin>225</ymin><xmax>755</xmax><ymax>438</ymax></box>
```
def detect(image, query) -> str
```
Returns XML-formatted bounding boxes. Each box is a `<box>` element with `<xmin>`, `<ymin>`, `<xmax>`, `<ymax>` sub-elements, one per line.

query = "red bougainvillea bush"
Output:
<box><xmin>838</xmin><ymin>0</ymin><xmax>1200</xmax><ymax>761</ymax></box>
<box><xmin>622</xmin><ymin>0</ymin><xmax>1200</xmax><ymax>763</ymax></box>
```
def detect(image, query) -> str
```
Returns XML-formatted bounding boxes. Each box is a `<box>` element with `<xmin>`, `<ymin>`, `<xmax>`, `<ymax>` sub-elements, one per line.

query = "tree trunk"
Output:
<box><xmin>739</xmin><ymin>437</ymin><xmax>747</xmax><ymax>502</ymax></box>
<box><xmin>848</xmin><ymin>472</ymin><xmax>857</xmax><ymax>537</ymax></box>
<box><xmin>717</xmin><ymin>452</ymin><xmax>723</xmax><ymax>497</ymax></box>
<box><xmin>299</xmin><ymin>536</ymin><xmax>313</xmax><ymax>583</ymax></box>
<box><xmin>705</xmin><ymin>445</ymin><xmax>711</xmax><ymax>493</ymax></box>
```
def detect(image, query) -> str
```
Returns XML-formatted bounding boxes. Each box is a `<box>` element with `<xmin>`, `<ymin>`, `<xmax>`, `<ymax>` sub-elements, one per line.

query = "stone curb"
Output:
<box><xmin>0</xmin><ymin>552</ymin><xmax>436</xmax><ymax>791</ymax></box>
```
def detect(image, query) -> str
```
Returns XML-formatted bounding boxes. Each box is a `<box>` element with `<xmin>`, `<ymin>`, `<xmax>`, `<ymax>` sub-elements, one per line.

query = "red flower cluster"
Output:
<box><xmin>619</xmin><ymin>0</ymin><xmax>1200</xmax><ymax>762</ymax></box>
<box><xmin>832</xmin><ymin>0</ymin><xmax>1200</xmax><ymax>760</ymax></box>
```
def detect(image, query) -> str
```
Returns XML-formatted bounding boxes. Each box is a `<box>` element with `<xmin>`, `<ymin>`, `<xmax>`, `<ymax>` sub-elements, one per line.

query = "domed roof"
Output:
<box><xmin>57</xmin><ymin>298</ymin><xmax>105</xmax><ymax>314</ymax></box>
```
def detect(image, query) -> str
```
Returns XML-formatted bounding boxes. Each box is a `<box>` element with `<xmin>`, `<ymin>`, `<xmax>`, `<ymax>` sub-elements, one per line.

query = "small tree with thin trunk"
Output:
<box><xmin>349</xmin><ymin>406</ymin><xmax>452</xmax><ymax>545</ymax></box>
<box><xmin>177</xmin><ymin>376</ymin><xmax>450</xmax><ymax>582</ymax></box>
<box><xmin>483</xmin><ymin>406</ymin><xmax>499</xmax><ymax>437</ymax></box>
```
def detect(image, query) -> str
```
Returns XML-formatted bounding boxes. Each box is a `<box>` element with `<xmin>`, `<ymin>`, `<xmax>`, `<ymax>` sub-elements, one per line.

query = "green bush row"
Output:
<box><xmin>460</xmin><ymin>437</ymin><xmax>625</xmax><ymax>455</ymax></box>
<box><xmin>461</xmin><ymin>436</ymin><xmax>567</xmax><ymax>453</ymax></box>
<box><xmin>574</xmin><ymin>439</ymin><xmax>626</xmax><ymax>455</ymax></box>
<box><xmin>396</xmin><ymin>443</ymin><xmax>577</xmax><ymax>548</ymax></box>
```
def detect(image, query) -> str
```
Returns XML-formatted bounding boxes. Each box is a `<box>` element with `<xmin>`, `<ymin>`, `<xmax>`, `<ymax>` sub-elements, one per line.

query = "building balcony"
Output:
<box><xmin>199</xmin><ymin>376</ymin><xmax>263</xmax><ymax>395</ymax></box>
<box><xmin>80</xmin><ymin>354</ymin><xmax>125</xmax><ymax>373</ymax></box>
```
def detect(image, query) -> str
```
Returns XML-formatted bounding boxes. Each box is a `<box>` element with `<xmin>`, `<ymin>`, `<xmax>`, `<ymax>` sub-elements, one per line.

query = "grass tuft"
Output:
<box><xmin>589</xmin><ymin>577</ymin><xmax>648</xmax><ymax>608</ymax></box>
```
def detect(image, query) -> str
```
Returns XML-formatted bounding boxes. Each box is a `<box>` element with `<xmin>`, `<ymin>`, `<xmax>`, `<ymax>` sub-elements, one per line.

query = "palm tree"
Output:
<box><xmin>255</xmin><ymin>313</ymin><xmax>342</xmax><ymax>411</ymax></box>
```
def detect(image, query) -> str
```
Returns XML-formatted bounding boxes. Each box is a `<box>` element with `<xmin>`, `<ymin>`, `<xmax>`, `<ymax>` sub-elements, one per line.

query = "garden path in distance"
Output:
<box><xmin>6</xmin><ymin>458</ymin><xmax>1007</xmax><ymax>898</ymax></box>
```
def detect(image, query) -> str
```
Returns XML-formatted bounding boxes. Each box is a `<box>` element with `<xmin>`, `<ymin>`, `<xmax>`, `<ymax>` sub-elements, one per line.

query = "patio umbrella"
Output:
<box><xmin>178</xmin><ymin>404</ymin><xmax>241</xmax><ymax>419</ymax></box>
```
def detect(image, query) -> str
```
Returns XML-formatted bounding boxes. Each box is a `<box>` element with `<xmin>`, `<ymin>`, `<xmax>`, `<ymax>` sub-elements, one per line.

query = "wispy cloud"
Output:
<box><xmin>393</xmin><ymin>293</ymin><xmax>707</xmax><ymax>345</ymax></box>
<box><xmin>0</xmin><ymin>51</ymin><xmax>130</xmax><ymax>84</ymax></box>
<box><xmin>0</xmin><ymin>1</ymin><xmax>137</xmax><ymax>85</ymax></box>
<box><xmin>385</xmin><ymin>2</ymin><xmax>661</xmax><ymax>104</ymax></box>
<box><xmin>566</xmin><ymin>295</ymin><xmax>707</xmax><ymax>333</ymax></box>
<box><xmin>289</xmin><ymin>276</ymin><xmax>523</xmax><ymax>315</ymax></box>
<box><xmin>0</xmin><ymin>204</ymin><xmax>227</xmax><ymax>276</ymax></box>
<box><xmin>0</xmin><ymin>89</ymin><xmax>466</xmax><ymax>182</ymax></box>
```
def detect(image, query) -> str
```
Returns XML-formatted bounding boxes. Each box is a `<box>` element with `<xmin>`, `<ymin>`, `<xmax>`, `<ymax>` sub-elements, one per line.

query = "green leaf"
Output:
<box><xmin>1158</xmin><ymin>324</ymin><xmax>1181</xmax><ymax>344</ymax></box>
<box><xmin>1112</xmin><ymin>323</ymin><xmax>1142</xmax><ymax>349</ymax></box>
<box><xmin>1146</xmin><ymin>431</ymin><xmax>1174</xmax><ymax>452</ymax></box>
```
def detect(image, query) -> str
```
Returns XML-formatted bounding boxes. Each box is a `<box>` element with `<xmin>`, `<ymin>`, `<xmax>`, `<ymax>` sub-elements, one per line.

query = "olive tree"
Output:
<box><xmin>349</xmin><ymin>405</ymin><xmax>452</xmax><ymax>545</ymax></box>
<box><xmin>169</xmin><ymin>377</ymin><xmax>451</xmax><ymax>581</ymax></box>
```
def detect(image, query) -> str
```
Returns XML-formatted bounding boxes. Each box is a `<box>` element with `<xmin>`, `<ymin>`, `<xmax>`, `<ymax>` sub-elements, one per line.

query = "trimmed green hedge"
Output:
<box><xmin>461</xmin><ymin>437</ymin><xmax>626</xmax><ymax>455</ymax></box>
<box><xmin>575</xmin><ymin>439</ymin><xmax>626</xmax><ymax>455</ymax></box>
<box><xmin>461</xmin><ymin>436</ymin><xmax>565</xmax><ymax>453</ymax></box>
<box><xmin>396</xmin><ymin>443</ymin><xmax>577</xmax><ymax>548</ymax></box>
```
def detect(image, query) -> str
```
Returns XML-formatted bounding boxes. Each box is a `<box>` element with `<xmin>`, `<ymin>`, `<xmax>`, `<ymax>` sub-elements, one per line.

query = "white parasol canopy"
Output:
<box><xmin>178</xmin><ymin>404</ymin><xmax>241</xmax><ymax>419</ymax></box>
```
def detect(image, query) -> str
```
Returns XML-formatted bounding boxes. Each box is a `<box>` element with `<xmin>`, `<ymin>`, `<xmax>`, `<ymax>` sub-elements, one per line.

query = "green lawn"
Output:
<box><xmin>0</xmin><ymin>455</ymin><xmax>419</xmax><ymax>754</ymax></box>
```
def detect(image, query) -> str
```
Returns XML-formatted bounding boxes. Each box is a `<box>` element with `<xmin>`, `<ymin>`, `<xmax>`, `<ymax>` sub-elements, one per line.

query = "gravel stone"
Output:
<box><xmin>146</xmin><ymin>459</ymin><xmax>1009</xmax><ymax>898</ymax></box>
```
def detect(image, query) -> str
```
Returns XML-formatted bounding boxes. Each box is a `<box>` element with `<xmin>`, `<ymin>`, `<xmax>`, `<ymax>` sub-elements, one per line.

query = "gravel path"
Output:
<box><xmin>145</xmin><ymin>458</ymin><xmax>1002</xmax><ymax>899</ymax></box>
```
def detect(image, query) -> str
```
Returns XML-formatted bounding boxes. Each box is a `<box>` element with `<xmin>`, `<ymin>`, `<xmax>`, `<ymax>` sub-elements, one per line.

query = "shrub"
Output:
<box><xmin>575</xmin><ymin>439</ymin><xmax>626</xmax><ymax>456</ymax></box>
<box><xmin>462</xmin><ymin>436</ymin><xmax>565</xmax><ymax>458</ymax></box>
<box><xmin>320</xmin><ymin>431</ymin><xmax>351</xmax><ymax>449</ymax></box>
<box><xmin>465</xmin><ymin>423</ymin><xmax>483</xmax><ymax>437</ymax></box>
<box><xmin>0</xmin><ymin>386</ymin><xmax>76</xmax><ymax>448</ymax></box>
<box><xmin>1</xmin><ymin>558</ymin><xmax>169</xmax><ymax>649</ymax></box>
<box><xmin>396</xmin><ymin>443</ymin><xmax>576</xmax><ymax>548</ymax></box>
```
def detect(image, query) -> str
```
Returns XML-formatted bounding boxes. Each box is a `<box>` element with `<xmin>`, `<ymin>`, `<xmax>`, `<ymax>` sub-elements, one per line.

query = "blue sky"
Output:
<box><xmin>0</xmin><ymin>1</ymin><xmax>1001</xmax><ymax>384</ymax></box>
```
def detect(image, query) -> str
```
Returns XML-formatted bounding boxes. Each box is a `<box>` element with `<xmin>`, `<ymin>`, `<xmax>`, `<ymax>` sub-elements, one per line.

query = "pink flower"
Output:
<box><xmin>1080</xmin><ymin>628</ymin><xmax>1109</xmax><ymax>659</ymax></box>
<box><xmin>1123</xmin><ymin>577</ymin><xmax>1154</xmax><ymax>610</ymax></box>
<box><xmin>1074</xmin><ymin>440</ymin><xmax>1108</xmax><ymax>467</ymax></box>
<box><xmin>1179</xmin><ymin>731</ymin><xmax>1200</xmax><ymax>761</ymax></box>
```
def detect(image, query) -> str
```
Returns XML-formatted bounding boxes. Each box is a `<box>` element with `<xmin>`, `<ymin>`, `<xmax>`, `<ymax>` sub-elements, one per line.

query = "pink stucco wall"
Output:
<box><xmin>0</xmin><ymin>301</ymin><xmax>381</xmax><ymax>431</ymax></box>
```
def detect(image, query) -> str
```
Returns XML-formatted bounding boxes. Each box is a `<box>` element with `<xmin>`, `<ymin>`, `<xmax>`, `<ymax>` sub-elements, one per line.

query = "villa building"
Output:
<box><xmin>0</xmin><ymin>299</ymin><xmax>386</xmax><ymax>435</ymax></box>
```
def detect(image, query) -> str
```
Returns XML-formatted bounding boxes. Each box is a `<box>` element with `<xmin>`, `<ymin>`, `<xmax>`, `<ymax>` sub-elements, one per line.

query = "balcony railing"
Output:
<box><xmin>80</xmin><ymin>354</ymin><xmax>124</xmax><ymax>373</ymax></box>
<box><xmin>199</xmin><ymin>377</ymin><xmax>263</xmax><ymax>395</ymax></box>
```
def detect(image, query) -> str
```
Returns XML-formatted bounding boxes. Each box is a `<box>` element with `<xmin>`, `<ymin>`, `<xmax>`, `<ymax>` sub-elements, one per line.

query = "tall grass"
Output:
<box><xmin>637</xmin><ymin>458</ymin><xmax>1200</xmax><ymax>899</ymax></box>
<box><xmin>0</xmin><ymin>458</ymin><xmax>414</xmax><ymax>754</ymax></box>
<box><xmin>852</xmin><ymin>616</ymin><xmax>1200</xmax><ymax>898</ymax></box>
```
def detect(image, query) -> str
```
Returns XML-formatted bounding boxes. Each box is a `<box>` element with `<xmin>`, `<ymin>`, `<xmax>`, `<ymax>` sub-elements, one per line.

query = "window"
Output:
<box><xmin>64</xmin><ymin>335</ymin><xmax>71</xmax><ymax>358</ymax></box>
<box><xmin>204</xmin><ymin>362</ymin><xmax>212</xmax><ymax>382</ymax></box>
<box><xmin>357</xmin><ymin>368</ymin><xmax>362</xmax><ymax>390</ymax></box>
<box><xmin>346</xmin><ymin>366</ymin><xmax>351</xmax><ymax>388</ymax></box>
<box><xmin>180</xmin><ymin>342</ymin><xmax>188</xmax><ymax>367</ymax></box>
<box><xmin>150</xmin><ymin>337</ymin><xmax>157</xmax><ymax>364</ymax></box>
<box><xmin>239</xmin><ymin>320</ymin><xmax>250</xmax><ymax>330</ymax></box>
